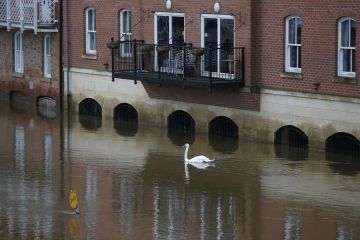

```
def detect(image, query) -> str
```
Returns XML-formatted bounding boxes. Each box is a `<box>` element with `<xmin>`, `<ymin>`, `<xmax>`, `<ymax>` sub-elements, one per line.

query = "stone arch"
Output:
<box><xmin>113</xmin><ymin>103</ymin><xmax>138</xmax><ymax>122</ymax></box>
<box><xmin>209</xmin><ymin>116</ymin><xmax>238</xmax><ymax>138</ymax></box>
<box><xmin>79</xmin><ymin>98</ymin><xmax>102</xmax><ymax>117</ymax></box>
<box><xmin>78</xmin><ymin>98</ymin><xmax>102</xmax><ymax>130</ymax></box>
<box><xmin>113</xmin><ymin>103</ymin><xmax>138</xmax><ymax>137</ymax></box>
<box><xmin>167</xmin><ymin>110</ymin><xmax>195</xmax><ymax>146</ymax></box>
<box><xmin>274</xmin><ymin>125</ymin><xmax>308</xmax><ymax>148</ymax></box>
<box><xmin>208</xmin><ymin>116</ymin><xmax>239</xmax><ymax>153</ymax></box>
<box><xmin>326</xmin><ymin>132</ymin><xmax>360</xmax><ymax>154</ymax></box>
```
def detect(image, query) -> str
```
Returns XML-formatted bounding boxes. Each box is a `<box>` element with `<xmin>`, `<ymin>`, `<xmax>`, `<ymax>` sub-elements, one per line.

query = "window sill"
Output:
<box><xmin>333</xmin><ymin>76</ymin><xmax>357</xmax><ymax>84</ymax></box>
<box><xmin>82</xmin><ymin>54</ymin><xmax>97</xmax><ymax>60</ymax></box>
<box><xmin>12</xmin><ymin>72</ymin><xmax>24</xmax><ymax>78</ymax></box>
<box><xmin>280</xmin><ymin>72</ymin><xmax>303</xmax><ymax>80</ymax></box>
<box><xmin>42</xmin><ymin>77</ymin><xmax>51</xmax><ymax>83</ymax></box>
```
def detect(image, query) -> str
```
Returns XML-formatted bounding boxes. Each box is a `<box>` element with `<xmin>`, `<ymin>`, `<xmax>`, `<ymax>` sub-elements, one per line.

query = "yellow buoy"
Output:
<box><xmin>69</xmin><ymin>190</ymin><xmax>78</xmax><ymax>209</ymax></box>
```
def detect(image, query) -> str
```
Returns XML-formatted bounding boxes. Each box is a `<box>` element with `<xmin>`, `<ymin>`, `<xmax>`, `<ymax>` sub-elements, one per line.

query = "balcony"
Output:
<box><xmin>108</xmin><ymin>40</ymin><xmax>245</xmax><ymax>90</ymax></box>
<box><xmin>0</xmin><ymin>0</ymin><xmax>58</xmax><ymax>33</ymax></box>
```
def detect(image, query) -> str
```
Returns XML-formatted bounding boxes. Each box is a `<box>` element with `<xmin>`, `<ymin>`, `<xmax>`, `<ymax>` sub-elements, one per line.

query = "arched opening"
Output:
<box><xmin>208</xmin><ymin>116</ymin><xmax>239</xmax><ymax>153</ymax></box>
<box><xmin>274</xmin><ymin>126</ymin><xmax>308</xmax><ymax>161</ymax></box>
<box><xmin>78</xmin><ymin>98</ymin><xmax>102</xmax><ymax>130</ymax></box>
<box><xmin>274</xmin><ymin>126</ymin><xmax>308</xmax><ymax>147</ymax></box>
<box><xmin>37</xmin><ymin>96</ymin><xmax>56</xmax><ymax>118</ymax></box>
<box><xmin>113</xmin><ymin>103</ymin><xmax>138</xmax><ymax>136</ymax></box>
<box><xmin>167</xmin><ymin>111</ymin><xmax>195</xmax><ymax>146</ymax></box>
<box><xmin>326</xmin><ymin>133</ymin><xmax>360</xmax><ymax>175</ymax></box>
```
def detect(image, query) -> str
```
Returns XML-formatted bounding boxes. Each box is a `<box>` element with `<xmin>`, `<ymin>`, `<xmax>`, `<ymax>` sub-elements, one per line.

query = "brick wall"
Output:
<box><xmin>0</xmin><ymin>30</ymin><xmax>61</xmax><ymax>102</ymax></box>
<box><xmin>253</xmin><ymin>0</ymin><xmax>360</xmax><ymax>98</ymax></box>
<box><xmin>65</xmin><ymin>0</ymin><xmax>257</xmax><ymax>110</ymax></box>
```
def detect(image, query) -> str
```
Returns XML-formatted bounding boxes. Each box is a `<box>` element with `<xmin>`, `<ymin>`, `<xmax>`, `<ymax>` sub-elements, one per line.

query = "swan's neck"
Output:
<box><xmin>184</xmin><ymin>145</ymin><xmax>189</xmax><ymax>161</ymax></box>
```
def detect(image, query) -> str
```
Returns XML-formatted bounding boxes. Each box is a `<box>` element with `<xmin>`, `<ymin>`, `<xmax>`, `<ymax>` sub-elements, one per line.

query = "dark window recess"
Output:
<box><xmin>274</xmin><ymin>125</ymin><xmax>308</xmax><ymax>148</ymax></box>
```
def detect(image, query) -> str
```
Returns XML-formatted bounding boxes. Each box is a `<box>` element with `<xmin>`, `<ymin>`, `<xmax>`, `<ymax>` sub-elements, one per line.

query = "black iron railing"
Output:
<box><xmin>108</xmin><ymin>39</ymin><xmax>245</xmax><ymax>89</ymax></box>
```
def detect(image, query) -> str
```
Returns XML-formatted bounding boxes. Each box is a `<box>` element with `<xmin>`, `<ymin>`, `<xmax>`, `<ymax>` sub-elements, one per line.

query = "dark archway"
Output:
<box><xmin>78</xmin><ymin>98</ymin><xmax>102</xmax><ymax>130</ymax></box>
<box><xmin>113</xmin><ymin>103</ymin><xmax>138</xmax><ymax>137</ymax></box>
<box><xmin>326</xmin><ymin>132</ymin><xmax>360</xmax><ymax>154</ymax></box>
<box><xmin>274</xmin><ymin>125</ymin><xmax>308</xmax><ymax>147</ymax></box>
<box><xmin>9</xmin><ymin>91</ymin><xmax>34</xmax><ymax>112</ymax></box>
<box><xmin>79</xmin><ymin>98</ymin><xmax>102</xmax><ymax>117</ymax></box>
<box><xmin>167</xmin><ymin>111</ymin><xmax>195</xmax><ymax>146</ymax></box>
<box><xmin>208</xmin><ymin>116</ymin><xmax>239</xmax><ymax>153</ymax></box>
<box><xmin>326</xmin><ymin>133</ymin><xmax>360</xmax><ymax>176</ymax></box>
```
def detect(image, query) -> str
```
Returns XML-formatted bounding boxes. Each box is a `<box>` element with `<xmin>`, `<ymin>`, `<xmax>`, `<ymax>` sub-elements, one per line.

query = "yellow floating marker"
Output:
<box><xmin>69</xmin><ymin>190</ymin><xmax>78</xmax><ymax>210</ymax></box>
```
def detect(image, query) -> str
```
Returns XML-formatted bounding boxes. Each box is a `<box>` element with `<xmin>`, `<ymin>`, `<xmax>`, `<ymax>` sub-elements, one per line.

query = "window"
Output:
<box><xmin>201</xmin><ymin>14</ymin><xmax>234</xmax><ymax>77</ymax></box>
<box><xmin>285</xmin><ymin>16</ymin><xmax>302</xmax><ymax>73</ymax></box>
<box><xmin>44</xmin><ymin>34</ymin><xmax>52</xmax><ymax>78</ymax></box>
<box><xmin>86</xmin><ymin>8</ymin><xmax>96</xmax><ymax>54</ymax></box>
<box><xmin>14</xmin><ymin>31</ymin><xmax>24</xmax><ymax>73</ymax></box>
<box><xmin>120</xmin><ymin>10</ymin><xmax>132</xmax><ymax>56</ymax></box>
<box><xmin>338</xmin><ymin>18</ymin><xmax>356</xmax><ymax>78</ymax></box>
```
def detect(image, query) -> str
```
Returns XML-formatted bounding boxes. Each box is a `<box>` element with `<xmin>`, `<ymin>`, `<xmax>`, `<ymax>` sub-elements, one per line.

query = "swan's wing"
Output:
<box><xmin>189</xmin><ymin>155</ymin><xmax>214</xmax><ymax>163</ymax></box>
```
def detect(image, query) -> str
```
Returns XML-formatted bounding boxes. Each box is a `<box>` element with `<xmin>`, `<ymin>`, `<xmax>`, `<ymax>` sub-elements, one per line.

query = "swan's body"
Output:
<box><xmin>183</xmin><ymin>143</ymin><xmax>214</xmax><ymax>163</ymax></box>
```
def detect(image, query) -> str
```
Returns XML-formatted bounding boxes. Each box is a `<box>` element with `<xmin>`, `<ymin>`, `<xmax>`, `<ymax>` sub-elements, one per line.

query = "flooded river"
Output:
<box><xmin>0</xmin><ymin>102</ymin><xmax>360</xmax><ymax>239</ymax></box>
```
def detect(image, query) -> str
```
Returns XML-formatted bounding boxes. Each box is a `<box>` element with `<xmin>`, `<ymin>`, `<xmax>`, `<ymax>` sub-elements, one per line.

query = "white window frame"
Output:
<box><xmin>120</xmin><ymin>9</ymin><xmax>132</xmax><ymax>57</ymax></box>
<box><xmin>14</xmin><ymin>31</ymin><xmax>24</xmax><ymax>74</ymax></box>
<box><xmin>154</xmin><ymin>12</ymin><xmax>185</xmax><ymax>70</ymax></box>
<box><xmin>285</xmin><ymin>16</ymin><xmax>302</xmax><ymax>73</ymax></box>
<box><xmin>85</xmin><ymin>8</ymin><xmax>96</xmax><ymax>55</ymax></box>
<box><xmin>44</xmin><ymin>34</ymin><xmax>52</xmax><ymax>78</ymax></box>
<box><xmin>200</xmin><ymin>14</ymin><xmax>235</xmax><ymax>78</ymax></box>
<box><xmin>338</xmin><ymin>17</ymin><xmax>356</xmax><ymax>78</ymax></box>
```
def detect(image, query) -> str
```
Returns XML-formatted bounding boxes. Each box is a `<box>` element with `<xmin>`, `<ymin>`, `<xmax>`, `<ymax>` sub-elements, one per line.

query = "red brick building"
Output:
<box><xmin>0</xmin><ymin>0</ymin><xmax>61</xmax><ymax>112</ymax></box>
<box><xmin>64</xmin><ymin>0</ymin><xmax>360</xmax><ymax>150</ymax></box>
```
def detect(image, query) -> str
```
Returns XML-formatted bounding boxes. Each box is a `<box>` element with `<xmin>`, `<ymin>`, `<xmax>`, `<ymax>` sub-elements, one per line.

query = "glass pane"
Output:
<box><xmin>288</xmin><ymin>18</ymin><xmax>296</xmax><ymax>44</ymax></box>
<box><xmin>341</xmin><ymin>20</ymin><xmax>350</xmax><ymax>47</ymax></box>
<box><xmin>88</xmin><ymin>10</ymin><xmax>93</xmax><ymax>30</ymax></box>
<box><xmin>46</xmin><ymin>37</ymin><xmax>51</xmax><ymax>55</ymax></box>
<box><xmin>290</xmin><ymin>46</ymin><xmax>297</xmax><ymax>68</ymax></box>
<box><xmin>298</xmin><ymin>46</ymin><xmax>301</xmax><ymax>68</ymax></box>
<box><xmin>204</xmin><ymin>18</ymin><xmax>218</xmax><ymax>72</ymax></box>
<box><xmin>90</xmin><ymin>32</ymin><xmax>96</xmax><ymax>51</ymax></box>
<box><xmin>220</xmin><ymin>19</ymin><xmax>234</xmax><ymax>74</ymax></box>
<box><xmin>297</xmin><ymin>18</ymin><xmax>302</xmax><ymax>44</ymax></box>
<box><xmin>122</xmin><ymin>12</ymin><xmax>128</xmax><ymax>32</ymax></box>
<box><xmin>157</xmin><ymin>16</ymin><xmax>169</xmax><ymax>45</ymax></box>
<box><xmin>350</xmin><ymin>20</ymin><xmax>356</xmax><ymax>47</ymax></box>
<box><xmin>352</xmin><ymin>49</ymin><xmax>355</xmax><ymax>72</ymax></box>
<box><xmin>343</xmin><ymin>49</ymin><xmax>351</xmax><ymax>72</ymax></box>
<box><xmin>172</xmin><ymin>17</ymin><xmax>184</xmax><ymax>45</ymax></box>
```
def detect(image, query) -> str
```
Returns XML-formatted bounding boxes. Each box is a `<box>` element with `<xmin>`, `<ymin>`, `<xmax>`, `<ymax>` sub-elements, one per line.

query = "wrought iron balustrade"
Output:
<box><xmin>0</xmin><ymin>0</ymin><xmax>58</xmax><ymax>33</ymax></box>
<box><xmin>108</xmin><ymin>39</ymin><xmax>245</xmax><ymax>89</ymax></box>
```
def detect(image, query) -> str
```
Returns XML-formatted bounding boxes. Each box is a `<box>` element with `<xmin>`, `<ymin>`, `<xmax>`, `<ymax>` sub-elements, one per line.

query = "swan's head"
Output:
<box><xmin>183</xmin><ymin>143</ymin><xmax>189</xmax><ymax>148</ymax></box>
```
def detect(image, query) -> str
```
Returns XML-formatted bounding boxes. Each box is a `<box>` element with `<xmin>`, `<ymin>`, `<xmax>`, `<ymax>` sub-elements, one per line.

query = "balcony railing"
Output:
<box><xmin>108</xmin><ymin>39</ymin><xmax>245</xmax><ymax>90</ymax></box>
<box><xmin>0</xmin><ymin>0</ymin><xmax>58</xmax><ymax>33</ymax></box>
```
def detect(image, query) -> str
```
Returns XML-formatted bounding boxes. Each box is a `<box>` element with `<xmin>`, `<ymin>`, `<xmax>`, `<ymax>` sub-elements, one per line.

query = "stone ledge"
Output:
<box><xmin>280</xmin><ymin>72</ymin><xmax>303</xmax><ymax>80</ymax></box>
<box><xmin>333</xmin><ymin>76</ymin><xmax>356</xmax><ymax>84</ymax></box>
<box><xmin>12</xmin><ymin>72</ymin><xmax>24</xmax><ymax>78</ymax></box>
<box><xmin>82</xmin><ymin>54</ymin><xmax>98</xmax><ymax>60</ymax></box>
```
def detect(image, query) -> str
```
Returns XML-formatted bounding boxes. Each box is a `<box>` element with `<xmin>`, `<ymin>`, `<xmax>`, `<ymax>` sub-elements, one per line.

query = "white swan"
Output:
<box><xmin>183</xmin><ymin>143</ymin><xmax>215</xmax><ymax>163</ymax></box>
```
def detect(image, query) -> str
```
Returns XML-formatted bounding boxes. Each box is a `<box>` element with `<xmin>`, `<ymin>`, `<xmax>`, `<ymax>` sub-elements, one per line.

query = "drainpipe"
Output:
<box><xmin>65</xmin><ymin>0</ymin><xmax>71</xmax><ymax>111</ymax></box>
<box><xmin>59</xmin><ymin>0</ymin><xmax>64</xmax><ymax>111</ymax></box>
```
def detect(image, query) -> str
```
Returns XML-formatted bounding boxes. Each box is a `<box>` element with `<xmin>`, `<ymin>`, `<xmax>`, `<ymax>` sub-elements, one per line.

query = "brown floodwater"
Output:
<box><xmin>0</xmin><ymin>101</ymin><xmax>360</xmax><ymax>240</ymax></box>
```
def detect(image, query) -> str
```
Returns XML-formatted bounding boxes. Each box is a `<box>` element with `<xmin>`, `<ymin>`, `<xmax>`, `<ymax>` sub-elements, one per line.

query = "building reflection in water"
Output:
<box><xmin>85</xmin><ymin>167</ymin><xmax>98</xmax><ymax>239</ymax></box>
<box><xmin>275</xmin><ymin>144</ymin><xmax>308</xmax><ymax>161</ymax></box>
<box><xmin>114</xmin><ymin>120</ymin><xmax>138</xmax><ymax>137</ymax></box>
<box><xmin>79</xmin><ymin>115</ymin><xmax>102</xmax><ymax>130</ymax></box>
<box><xmin>327</xmin><ymin>152</ymin><xmax>360</xmax><ymax>176</ymax></box>
<box><xmin>44</xmin><ymin>134</ymin><xmax>53</xmax><ymax>179</ymax></box>
<box><xmin>15</xmin><ymin>126</ymin><xmax>25</xmax><ymax>173</ymax></box>
<box><xmin>284</xmin><ymin>213</ymin><xmax>302</xmax><ymax>240</ymax></box>
<box><xmin>119</xmin><ymin>176</ymin><xmax>135</xmax><ymax>239</ymax></box>
<box><xmin>337</xmin><ymin>224</ymin><xmax>354</xmax><ymax>240</ymax></box>
<box><xmin>209</xmin><ymin>135</ymin><xmax>239</xmax><ymax>154</ymax></box>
